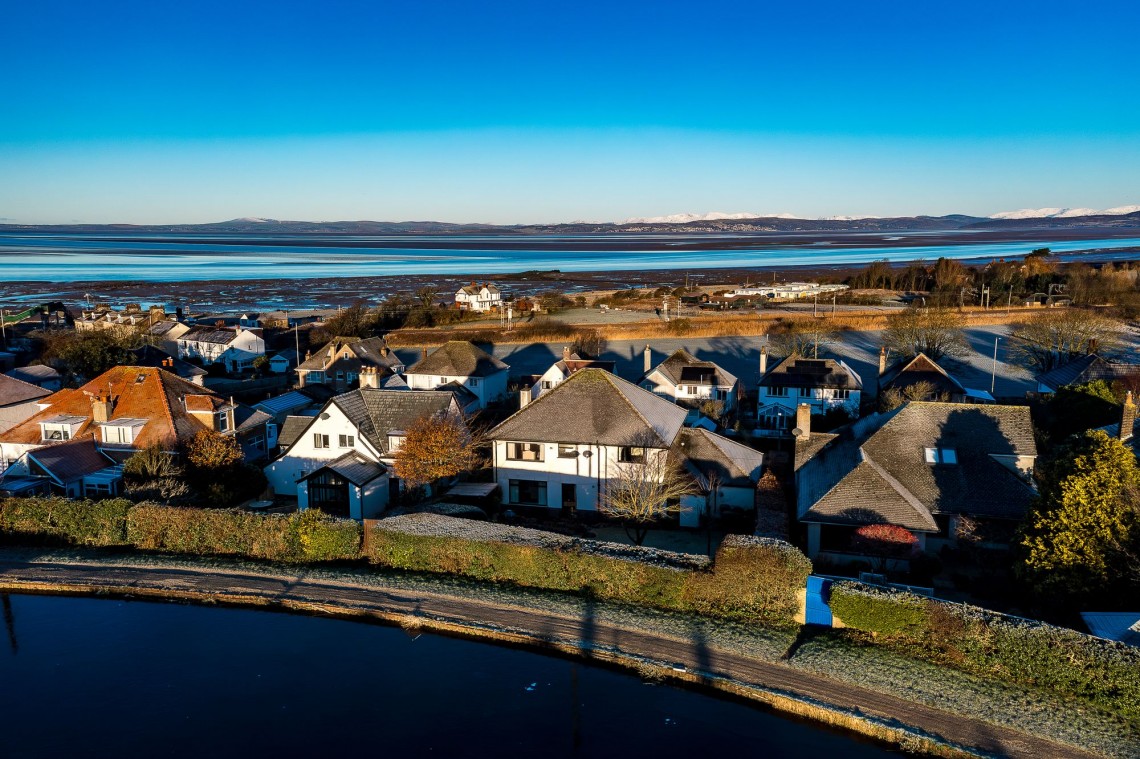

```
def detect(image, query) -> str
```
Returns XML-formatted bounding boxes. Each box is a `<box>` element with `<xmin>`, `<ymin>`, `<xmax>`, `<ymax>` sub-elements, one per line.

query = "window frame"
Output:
<box><xmin>505</xmin><ymin>441</ymin><xmax>544</xmax><ymax>462</ymax></box>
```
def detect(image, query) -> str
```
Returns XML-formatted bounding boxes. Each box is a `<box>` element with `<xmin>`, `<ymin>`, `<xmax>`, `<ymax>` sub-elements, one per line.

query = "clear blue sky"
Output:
<box><xmin>2</xmin><ymin>0</ymin><xmax>1138</xmax><ymax>224</ymax></box>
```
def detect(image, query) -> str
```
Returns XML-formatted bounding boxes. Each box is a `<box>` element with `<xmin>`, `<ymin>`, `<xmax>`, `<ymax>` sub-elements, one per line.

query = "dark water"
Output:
<box><xmin>2</xmin><ymin>230</ymin><xmax>1140</xmax><ymax>281</ymax></box>
<box><xmin>0</xmin><ymin>593</ymin><xmax>898</xmax><ymax>758</ymax></box>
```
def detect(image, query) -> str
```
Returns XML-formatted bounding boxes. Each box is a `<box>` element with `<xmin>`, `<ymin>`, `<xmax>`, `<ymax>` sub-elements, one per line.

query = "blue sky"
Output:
<box><xmin>1</xmin><ymin>1</ymin><xmax>1138</xmax><ymax>224</ymax></box>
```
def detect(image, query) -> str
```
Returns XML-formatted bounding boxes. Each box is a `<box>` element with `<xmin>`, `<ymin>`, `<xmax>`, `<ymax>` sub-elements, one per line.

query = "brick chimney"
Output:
<box><xmin>792</xmin><ymin>402</ymin><xmax>811</xmax><ymax>441</ymax></box>
<box><xmin>759</xmin><ymin>345</ymin><xmax>768</xmax><ymax>376</ymax></box>
<box><xmin>422</xmin><ymin>347</ymin><xmax>428</xmax><ymax>361</ymax></box>
<box><xmin>91</xmin><ymin>394</ymin><xmax>114</xmax><ymax>423</ymax></box>
<box><xmin>878</xmin><ymin>346</ymin><xmax>887</xmax><ymax>376</ymax></box>
<box><xmin>563</xmin><ymin>345</ymin><xmax>571</xmax><ymax>362</ymax></box>
<box><xmin>1088</xmin><ymin>338</ymin><xmax>1099</xmax><ymax>355</ymax></box>
<box><xmin>520</xmin><ymin>385</ymin><xmax>532</xmax><ymax>409</ymax></box>
<box><xmin>359</xmin><ymin>366</ymin><xmax>380</xmax><ymax>389</ymax></box>
<box><xmin>1122</xmin><ymin>391</ymin><xmax>1137</xmax><ymax>441</ymax></box>
<box><xmin>644</xmin><ymin>344</ymin><xmax>651</xmax><ymax>374</ymax></box>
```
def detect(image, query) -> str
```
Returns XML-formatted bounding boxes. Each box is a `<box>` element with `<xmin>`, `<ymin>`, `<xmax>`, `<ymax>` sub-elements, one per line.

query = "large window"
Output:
<box><xmin>619</xmin><ymin>446</ymin><xmax>646</xmax><ymax>464</ymax></box>
<box><xmin>508</xmin><ymin>479</ymin><xmax>547</xmax><ymax>506</ymax></box>
<box><xmin>766</xmin><ymin>386</ymin><xmax>789</xmax><ymax>397</ymax></box>
<box><xmin>339</xmin><ymin>434</ymin><xmax>355</xmax><ymax>448</ymax></box>
<box><xmin>313</xmin><ymin>433</ymin><xmax>330</xmax><ymax>449</ymax></box>
<box><xmin>506</xmin><ymin>442</ymin><xmax>544</xmax><ymax>462</ymax></box>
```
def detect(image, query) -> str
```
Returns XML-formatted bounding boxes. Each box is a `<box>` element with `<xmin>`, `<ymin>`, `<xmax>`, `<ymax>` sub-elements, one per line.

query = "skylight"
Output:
<box><xmin>925</xmin><ymin>447</ymin><xmax>958</xmax><ymax>465</ymax></box>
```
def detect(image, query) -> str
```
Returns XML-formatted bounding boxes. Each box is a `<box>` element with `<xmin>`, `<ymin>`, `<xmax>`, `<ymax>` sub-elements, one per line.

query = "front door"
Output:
<box><xmin>561</xmin><ymin>483</ymin><xmax>576</xmax><ymax>516</ymax></box>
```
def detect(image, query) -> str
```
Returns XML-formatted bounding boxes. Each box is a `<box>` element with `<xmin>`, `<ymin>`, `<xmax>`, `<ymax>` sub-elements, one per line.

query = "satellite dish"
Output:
<box><xmin>791</xmin><ymin>427</ymin><xmax>805</xmax><ymax>438</ymax></box>
<box><xmin>320</xmin><ymin>412</ymin><xmax>330</xmax><ymax>420</ymax></box>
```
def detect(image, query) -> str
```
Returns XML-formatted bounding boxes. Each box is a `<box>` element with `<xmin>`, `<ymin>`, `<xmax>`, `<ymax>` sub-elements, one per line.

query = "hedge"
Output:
<box><xmin>0</xmin><ymin>497</ymin><xmax>133</xmax><ymax>547</ymax></box>
<box><xmin>830</xmin><ymin>582</ymin><xmax>1140</xmax><ymax>727</ymax></box>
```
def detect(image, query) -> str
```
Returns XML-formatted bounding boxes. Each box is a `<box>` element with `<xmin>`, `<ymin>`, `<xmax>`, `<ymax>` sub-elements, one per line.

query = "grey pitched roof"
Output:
<box><xmin>490</xmin><ymin>368</ymin><xmax>688</xmax><ymax>447</ymax></box>
<box><xmin>5</xmin><ymin>365</ymin><xmax>61</xmax><ymax>384</ymax></box>
<box><xmin>255</xmin><ymin>390</ymin><xmax>317</xmax><ymax>416</ymax></box>
<box><xmin>128</xmin><ymin>345</ymin><xmax>207</xmax><ymax>379</ymax></box>
<box><xmin>299</xmin><ymin>451</ymin><xmax>386</xmax><ymax>486</ymax></box>
<box><xmin>1036</xmin><ymin>354</ymin><xmax>1140</xmax><ymax>392</ymax></box>
<box><xmin>232</xmin><ymin>406</ymin><xmax>272</xmax><ymax>434</ymax></box>
<box><xmin>673</xmin><ymin>428</ymin><xmax>763</xmax><ymax>489</ymax></box>
<box><xmin>407</xmin><ymin>341</ymin><xmax>509</xmax><ymax>378</ymax></box>
<box><xmin>798</xmin><ymin>402</ymin><xmax>1037</xmax><ymax>530</ymax></box>
<box><xmin>297</xmin><ymin>336</ymin><xmax>402</xmax><ymax>373</ymax></box>
<box><xmin>27</xmin><ymin>438</ymin><xmax>116</xmax><ymax>485</ymax></box>
<box><xmin>879</xmin><ymin>352</ymin><xmax>966</xmax><ymax>398</ymax></box>
<box><xmin>647</xmin><ymin>349</ymin><xmax>738</xmax><ymax>387</ymax></box>
<box><xmin>278</xmin><ymin>415</ymin><xmax>314</xmax><ymax>449</ymax></box>
<box><xmin>760</xmin><ymin>357</ymin><xmax>862</xmax><ymax>390</ymax></box>
<box><xmin>181</xmin><ymin>326</ymin><xmax>239</xmax><ymax>344</ymax></box>
<box><xmin>333</xmin><ymin>389</ymin><xmax>461</xmax><ymax>454</ymax></box>
<box><xmin>0</xmin><ymin>373</ymin><xmax>51</xmax><ymax>407</ymax></box>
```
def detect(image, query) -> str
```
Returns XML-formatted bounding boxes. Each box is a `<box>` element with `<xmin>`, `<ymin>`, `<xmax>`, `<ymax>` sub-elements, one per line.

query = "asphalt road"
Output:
<box><xmin>0</xmin><ymin>555</ymin><xmax>1098</xmax><ymax>759</ymax></box>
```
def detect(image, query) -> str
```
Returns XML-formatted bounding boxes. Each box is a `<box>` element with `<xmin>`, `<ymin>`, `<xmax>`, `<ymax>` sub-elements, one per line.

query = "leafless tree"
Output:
<box><xmin>1010</xmin><ymin>308</ymin><xmax>1123</xmax><ymax>372</ymax></box>
<box><xmin>883</xmin><ymin>306</ymin><xmax>968</xmax><ymax>360</ymax></box>
<box><xmin>769</xmin><ymin>319</ymin><xmax>836</xmax><ymax>358</ymax></box>
<box><xmin>600</xmin><ymin>442</ymin><xmax>695</xmax><ymax>546</ymax></box>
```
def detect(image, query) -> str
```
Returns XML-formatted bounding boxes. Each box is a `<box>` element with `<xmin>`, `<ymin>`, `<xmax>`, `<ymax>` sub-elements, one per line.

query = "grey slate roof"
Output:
<box><xmin>879</xmin><ymin>352</ymin><xmax>966</xmax><ymax>398</ymax></box>
<box><xmin>181</xmin><ymin>326</ymin><xmax>240</xmax><ymax>344</ymax></box>
<box><xmin>408</xmin><ymin>341</ymin><xmax>509</xmax><ymax>378</ymax></box>
<box><xmin>300</xmin><ymin>451</ymin><xmax>386</xmax><ymax>486</ymax></box>
<box><xmin>255</xmin><ymin>390</ymin><xmax>317</xmax><ymax>416</ymax></box>
<box><xmin>5</xmin><ymin>365</ymin><xmax>61</xmax><ymax>385</ymax></box>
<box><xmin>297</xmin><ymin>336</ymin><xmax>403</xmax><ymax>373</ymax></box>
<box><xmin>490</xmin><ymin>368</ymin><xmax>688</xmax><ymax>447</ymax></box>
<box><xmin>27</xmin><ymin>438</ymin><xmax>117</xmax><ymax>485</ymax></box>
<box><xmin>1036</xmin><ymin>354</ymin><xmax>1140</xmax><ymax>392</ymax></box>
<box><xmin>232</xmin><ymin>405</ymin><xmax>272</xmax><ymax>434</ymax></box>
<box><xmin>0</xmin><ymin>373</ymin><xmax>51</xmax><ymax>407</ymax></box>
<box><xmin>647</xmin><ymin>349</ymin><xmax>737</xmax><ymax>387</ymax></box>
<box><xmin>673</xmin><ymin>428</ymin><xmax>763</xmax><ymax>489</ymax></box>
<box><xmin>277</xmin><ymin>415</ymin><xmax>314</xmax><ymax>449</ymax></box>
<box><xmin>333</xmin><ymin>389</ymin><xmax>462</xmax><ymax>454</ymax></box>
<box><xmin>798</xmin><ymin>402</ymin><xmax>1037</xmax><ymax>530</ymax></box>
<box><xmin>760</xmin><ymin>357</ymin><xmax>862</xmax><ymax>390</ymax></box>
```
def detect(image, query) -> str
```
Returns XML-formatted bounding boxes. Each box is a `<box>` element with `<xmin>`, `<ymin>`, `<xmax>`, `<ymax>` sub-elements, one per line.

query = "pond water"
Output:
<box><xmin>0</xmin><ymin>593</ymin><xmax>899</xmax><ymax>758</ymax></box>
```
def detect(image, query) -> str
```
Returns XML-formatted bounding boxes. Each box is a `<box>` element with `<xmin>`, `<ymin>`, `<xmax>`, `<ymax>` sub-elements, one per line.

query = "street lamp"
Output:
<box><xmin>990</xmin><ymin>336</ymin><xmax>1001</xmax><ymax>396</ymax></box>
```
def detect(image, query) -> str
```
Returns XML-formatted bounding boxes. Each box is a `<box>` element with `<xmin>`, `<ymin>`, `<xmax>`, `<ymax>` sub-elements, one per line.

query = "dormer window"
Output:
<box><xmin>925</xmin><ymin>447</ymin><xmax>958</xmax><ymax>464</ymax></box>
<box><xmin>100</xmin><ymin>419</ymin><xmax>146</xmax><ymax>446</ymax></box>
<box><xmin>39</xmin><ymin>415</ymin><xmax>85</xmax><ymax>442</ymax></box>
<box><xmin>217</xmin><ymin>412</ymin><xmax>230</xmax><ymax>432</ymax></box>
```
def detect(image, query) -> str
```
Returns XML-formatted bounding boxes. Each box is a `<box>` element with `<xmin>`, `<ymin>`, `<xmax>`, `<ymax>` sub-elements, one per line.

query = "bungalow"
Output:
<box><xmin>757</xmin><ymin>350</ymin><xmax>862</xmax><ymax>435</ymax></box>
<box><xmin>489</xmin><ymin>368</ymin><xmax>763</xmax><ymax>526</ymax></box>
<box><xmin>0</xmin><ymin>366</ymin><xmax>272</xmax><ymax>492</ymax></box>
<box><xmin>177</xmin><ymin>325</ymin><xmax>265</xmax><ymax>373</ymax></box>
<box><xmin>673</xmin><ymin>427</ymin><xmax>763</xmax><ymax>527</ymax></box>
<box><xmin>794</xmin><ymin>401</ymin><xmax>1037</xmax><ymax>561</ymax></box>
<box><xmin>1035</xmin><ymin>353</ymin><xmax>1140</xmax><ymax>394</ymax></box>
<box><xmin>455</xmin><ymin>283</ymin><xmax>503</xmax><ymax>312</ymax></box>
<box><xmin>526</xmin><ymin>346</ymin><xmax>615</xmax><ymax>402</ymax></box>
<box><xmin>640</xmin><ymin>346</ymin><xmax>740</xmax><ymax>417</ymax></box>
<box><xmin>405</xmin><ymin>341</ymin><xmax>509</xmax><ymax>410</ymax></box>
<box><xmin>263</xmin><ymin>387</ymin><xmax>466</xmax><ymax>520</ymax></box>
<box><xmin>295</xmin><ymin>336</ymin><xmax>405</xmax><ymax>392</ymax></box>
<box><xmin>877</xmin><ymin>349</ymin><xmax>981</xmax><ymax>404</ymax></box>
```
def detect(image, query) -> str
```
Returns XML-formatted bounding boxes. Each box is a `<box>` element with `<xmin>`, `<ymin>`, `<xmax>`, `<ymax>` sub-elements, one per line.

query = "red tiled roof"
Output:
<box><xmin>0</xmin><ymin>366</ymin><xmax>222</xmax><ymax>448</ymax></box>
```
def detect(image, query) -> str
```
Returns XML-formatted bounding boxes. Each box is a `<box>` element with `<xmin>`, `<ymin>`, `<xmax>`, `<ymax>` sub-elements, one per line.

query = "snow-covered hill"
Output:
<box><xmin>622</xmin><ymin>211</ymin><xmax>797</xmax><ymax>223</ymax></box>
<box><xmin>989</xmin><ymin>205</ymin><xmax>1140</xmax><ymax>220</ymax></box>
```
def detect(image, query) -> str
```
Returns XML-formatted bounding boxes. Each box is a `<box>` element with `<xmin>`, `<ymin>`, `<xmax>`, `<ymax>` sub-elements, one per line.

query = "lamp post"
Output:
<box><xmin>0</xmin><ymin>309</ymin><xmax>6</xmax><ymax>350</ymax></box>
<box><xmin>990</xmin><ymin>336</ymin><xmax>1001</xmax><ymax>396</ymax></box>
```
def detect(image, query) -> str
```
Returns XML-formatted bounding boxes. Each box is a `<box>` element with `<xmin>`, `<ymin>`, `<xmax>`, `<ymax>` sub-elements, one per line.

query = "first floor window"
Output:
<box><xmin>557</xmin><ymin>444</ymin><xmax>577</xmax><ymax>458</ymax></box>
<box><xmin>508</xmin><ymin>479</ymin><xmax>547</xmax><ymax>506</ymax></box>
<box><xmin>766</xmin><ymin>386</ymin><xmax>789</xmax><ymax>397</ymax></box>
<box><xmin>506</xmin><ymin>441</ymin><xmax>544</xmax><ymax>461</ymax></box>
<box><xmin>313</xmin><ymin>433</ymin><xmax>330</xmax><ymax>449</ymax></box>
<box><xmin>542</xmin><ymin>380</ymin><xmax>553</xmax><ymax>389</ymax></box>
<box><xmin>339</xmin><ymin>434</ymin><xmax>355</xmax><ymax>448</ymax></box>
<box><xmin>619</xmin><ymin>446</ymin><xmax>646</xmax><ymax>464</ymax></box>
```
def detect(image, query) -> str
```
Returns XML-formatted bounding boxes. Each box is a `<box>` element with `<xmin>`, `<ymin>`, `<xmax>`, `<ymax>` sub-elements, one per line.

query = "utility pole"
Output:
<box><xmin>0</xmin><ymin>309</ymin><xmax>6</xmax><ymax>350</ymax></box>
<box><xmin>832</xmin><ymin>294</ymin><xmax>837</xmax><ymax>316</ymax></box>
<box><xmin>813</xmin><ymin>292</ymin><xmax>818</xmax><ymax>318</ymax></box>
<box><xmin>991</xmin><ymin>336</ymin><xmax>1001</xmax><ymax>395</ymax></box>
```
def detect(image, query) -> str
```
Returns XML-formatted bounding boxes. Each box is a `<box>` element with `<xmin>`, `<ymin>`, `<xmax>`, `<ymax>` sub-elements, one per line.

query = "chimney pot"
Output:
<box><xmin>878</xmin><ymin>346</ymin><xmax>887</xmax><ymax>376</ymax></box>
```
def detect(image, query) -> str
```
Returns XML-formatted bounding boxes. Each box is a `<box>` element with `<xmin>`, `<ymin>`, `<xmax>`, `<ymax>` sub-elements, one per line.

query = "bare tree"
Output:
<box><xmin>883</xmin><ymin>306</ymin><xmax>968</xmax><ymax>360</ymax></box>
<box><xmin>415</xmin><ymin>285</ymin><xmax>441</xmax><ymax>309</ymax></box>
<box><xmin>1010</xmin><ymin>309</ymin><xmax>1123</xmax><ymax>372</ymax></box>
<box><xmin>599</xmin><ymin>443</ymin><xmax>695</xmax><ymax>546</ymax></box>
<box><xmin>769</xmin><ymin>319</ymin><xmax>836</xmax><ymax>358</ymax></box>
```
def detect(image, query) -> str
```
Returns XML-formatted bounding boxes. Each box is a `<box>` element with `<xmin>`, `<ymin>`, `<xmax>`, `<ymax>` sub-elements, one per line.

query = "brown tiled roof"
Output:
<box><xmin>27</xmin><ymin>438</ymin><xmax>117</xmax><ymax>485</ymax></box>
<box><xmin>0</xmin><ymin>373</ymin><xmax>51</xmax><ymax>407</ymax></box>
<box><xmin>408</xmin><ymin>341</ymin><xmax>509</xmax><ymax>378</ymax></box>
<box><xmin>1</xmin><ymin>366</ymin><xmax>224</xmax><ymax>448</ymax></box>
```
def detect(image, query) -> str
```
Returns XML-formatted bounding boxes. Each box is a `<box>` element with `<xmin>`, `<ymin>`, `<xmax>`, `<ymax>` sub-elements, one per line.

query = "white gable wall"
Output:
<box><xmin>263</xmin><ymin>403</ymin><xmax>381</xmax><ymax>497</ymax></box>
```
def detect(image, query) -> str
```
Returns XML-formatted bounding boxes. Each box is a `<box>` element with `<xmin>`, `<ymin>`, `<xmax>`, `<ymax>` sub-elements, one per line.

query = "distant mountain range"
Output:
<box><xmin>2</xmin><ymin>208</ymin><xmax>1139</xmax><ymax>235</ymax></box>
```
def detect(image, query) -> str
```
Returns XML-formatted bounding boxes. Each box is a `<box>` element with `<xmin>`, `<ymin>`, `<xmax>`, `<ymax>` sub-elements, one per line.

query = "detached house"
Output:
<box><xmin>455</xmin><ymin>283</ymin><xmax>503</xmax><ymax>312</ymax></box>
<box><xmin>295</xmin><ymin>336</ymin><xmax>405</xmax><ymax>392</ymax></box>
<box><xmin>0</xmin><ymin>374</ymin><xmax>52</xmax><ymax>434</ymax></box>
<box><xmin>0</xmin><ymin>366</ymin><xmax>271</xmax><ymax>496</ymax></box>
<box><xmin>757</xmin><ymin>350</ymin><xmax>862</xmax><ymax>435</ymax></box>
<box><xmin>490</xmin><ymin>368</ymin><xmax>763</xmax><ymax>526</ymax></box>
<box><xmin>177</xmin><ymin>325</ymin><xmax>265</xmax><ymax>373</ymax></box>
<box><xmin>877</xmin><ymin>349</ymin><xmax>985</xmax><ymax>404</ymax></box>
<box><xmin>263</xmin><ymin>385</ymin><xmax>466</xmax><ymax>520</ymax></box>
<box><xmin>794</xmin><ymin>401</ymin><xmax>1037</xmax><ymax>561</ymax></box>
<box><xmin>525</xmin><ymin>347</ymin><xmax>615</xmax><ymax>402</ymax></box>
<box><xmin>1035</xmin><ymin>353</ymin><xmax>1140</xmax><ymax>394</ymax></box>
<box><xmin>406</xmin><ymin>341</ymin><xmax>509</xmax><ymax>410</ymax></box>
<box><xmin>640</xmin><ymin>347</ymin><xmax>740</xmax><ymax>416</ymax></box>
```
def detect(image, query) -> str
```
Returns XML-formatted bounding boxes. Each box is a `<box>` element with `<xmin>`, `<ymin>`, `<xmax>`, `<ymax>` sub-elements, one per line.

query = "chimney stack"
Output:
<box><xmin>1088</xmin><ymin>338</ymin><xmax>1099</xmax><ymax>355</ymax></box>
<box><xmin>422</xmin><ymin>346</ymin><xmax>428</xmax><ymax>361</ymax></box>
<box><xmin>1122</xmin><ymin>391</ymin><xmax>1137</xmax><ymax>442</ymax></box>
<box><xmin>644</xmin><ymin>344</ymin><xmax>651</xmax><ymax>374</ymax></box>
<box><xmin>878</xmin><ymin>346</ymin><xmax>887</xmax><ymax>376</ymax></box>
<box><xmin>520</xmin><ymin>385</ymin><xmax>532</xmax><ymax>409</ymax></box>
<box><xmin>91</xmin><ymin>394</ymin><xmax>114</xmax><ymax>424</ymax></box>
<box><xmin>793</xmin><ymin>402</ymin><xmax>811</xmax><ymax>441</ymax></box>
<box><xmin>759</xmin><ymin>345</ymin><xmax>768</xmax><ymax>376</ymax></box>
<box><xmin>360</xmin><ymin>366</ymin><xmax>380</xmax><ymax>389</ymax></box>
<box><xmin>563</xmin><ymin>345</ymin><xmax>571</xmax><ymax>362</ymax></box>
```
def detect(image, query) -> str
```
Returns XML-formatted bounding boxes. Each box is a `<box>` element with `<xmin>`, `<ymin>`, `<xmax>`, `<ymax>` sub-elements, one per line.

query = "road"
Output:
<box><xmin>0</xmin><ymin>554</ymin><xmax>1098</xmax><ymax>759</ymax></box>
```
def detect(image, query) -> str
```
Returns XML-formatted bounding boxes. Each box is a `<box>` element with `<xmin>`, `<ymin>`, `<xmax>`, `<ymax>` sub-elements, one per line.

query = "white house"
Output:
<box><xmin>263</xmin><ymin>385</ymin><xmax>465</xmax><ymax>520</ymax></box>
<box><xmin>405</xmin><ymin>341</ymin><xmax>509</xmax><ymax>410</ymax></box>
<box><xmin>455</xmin><ymin>283</ymin><xmax>504</xmax><ymax>312</ymax></box>
<box><xmin>727</xmin><ymin>282</ymin><xmax>848</xmax><ymax>300</ymax></box>
<box><xmin>0</xmin><ymin>374</ymin><xmax>52</xmax><ymax>434</ymax></box>
<box><xmin>640</xmin><ymin>347</ymin><xmax>740</xmax><ymax>417</ymax></box>
<box><xmin>489</xmin><ymin>368</ymin><xmax>763</xmax><ymax>527</ymax></box>
<box><xmin>177</xmin><ymin>325</ymin><xmax>265</xmax><ymax>373</ymax></box>
<box><xmin>527</xmin><ymin>347</ymin><xmax>615</xmax><ymax>402</ymax></box>
<box><xmin>756</xmin><ymin>351</ymin><xmax>862</xmax><ymax>435</ymax></box>
<box><xmin>295</xmin><ymin>336</ymin><xmax>405</xmax><ymax>392</ymax></box>
<box><xmin>674</xmin><ymin>427</ymin><xmax>764</xmax><ymax>527</ymax></box>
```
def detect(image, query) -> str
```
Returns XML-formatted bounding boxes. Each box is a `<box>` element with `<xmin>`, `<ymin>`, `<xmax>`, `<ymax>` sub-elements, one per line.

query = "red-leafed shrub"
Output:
<box><xmin>850</xmin><ymin>524</ymin><xmax>920</xmax><ymax>558</ymax></box>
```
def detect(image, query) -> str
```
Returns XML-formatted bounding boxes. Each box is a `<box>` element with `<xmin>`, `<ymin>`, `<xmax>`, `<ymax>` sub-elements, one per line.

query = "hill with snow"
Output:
<box><xmin>990</xmin><ymin>205</ymin><xmax>1140</xmax><ymax>220</ymax></box>
<box><xmin>622</xmin><ymin>211</ymin><xmax>797</xmax><ymax>224</ymax></box>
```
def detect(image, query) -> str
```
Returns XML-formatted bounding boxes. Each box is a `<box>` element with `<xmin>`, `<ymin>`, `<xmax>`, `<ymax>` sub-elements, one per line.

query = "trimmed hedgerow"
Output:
<box><xmin>0</xmin><ymin>497</ymin><xmax>133</xmax><ymax>547</ymax></box>
<box><xmin>829</xmin><ymin>582</ymin><xmax>1140</xmax><ymax>729</ymax></box>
